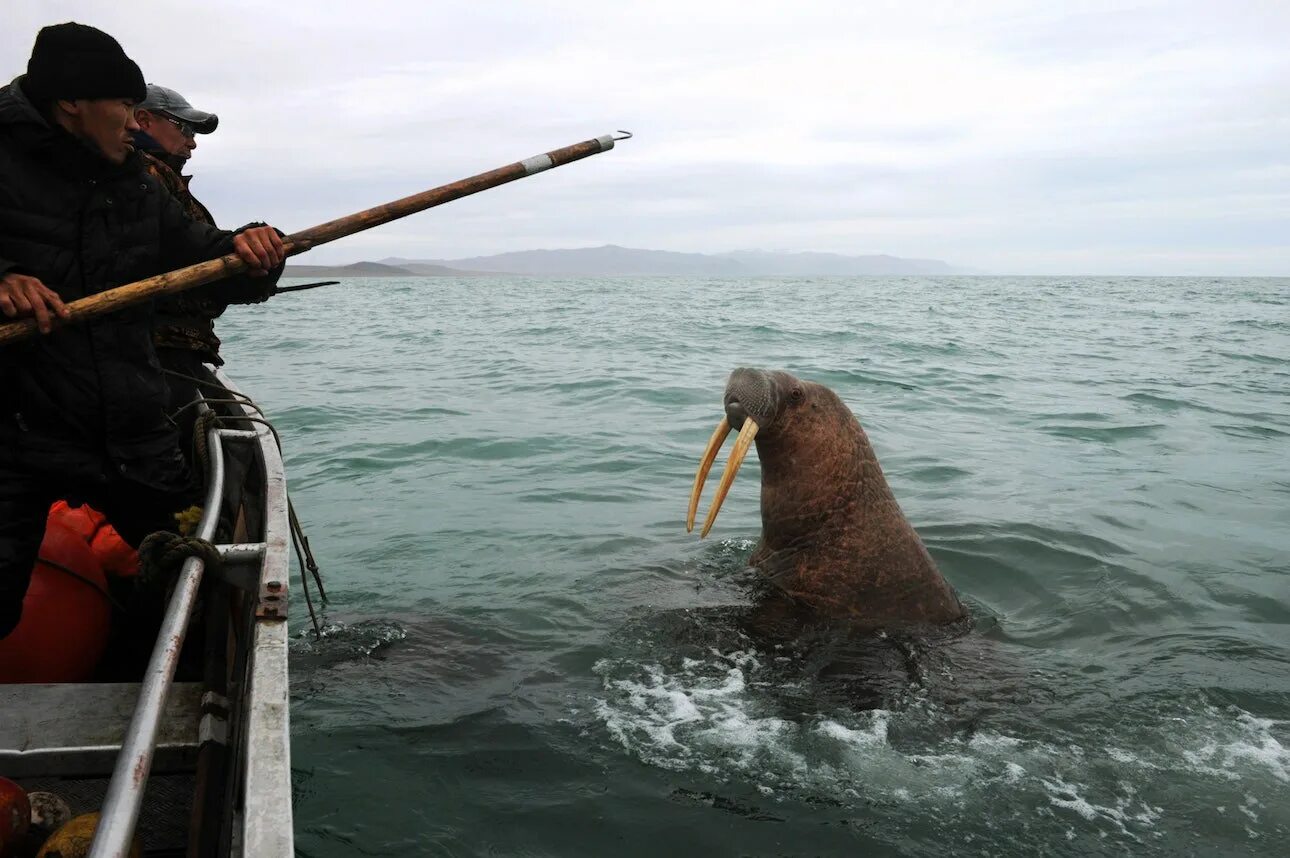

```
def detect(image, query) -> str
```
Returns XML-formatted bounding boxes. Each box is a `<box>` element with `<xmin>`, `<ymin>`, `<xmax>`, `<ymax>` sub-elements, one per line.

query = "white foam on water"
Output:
<box><xmin>593</xmin><ymin>647</ymin><xmax>1050</xmax><ymax>805</ymax></box>
<box><xmin>290</xmin><ymin>617</ymin><xmax>409</xmax><ymax>658</ymax></box>
<box><xmin>1179</xmin><ymin>708</ymin><xmax>1290</xmax><ymax>784</ymax></box>
<box><xmin>593</xmin><ymin>651</ymin><xmax>806</xmax><ymax>776</ymax></box>
<box><xmin>1240</xmin><ymin>793</ymin><xmax>1262</xmax><ymax>823</ymax></box>
<box><xmin>592</xmin><ymin>649</ymin><xmax>1290</xmax><ymax>847</ymax></box>
<box><xmin>1039</xmin><ymin>776</ymin><xmax>1163</xmax><ymax>835</ymax></box>
<box><xmin>968</xmin><ymin>732</ymin><xmax>1022</xmax><ymax>752</ymax></box>
<box><xmin>1106</xmin><ymin>746</ymin><xmax>1154</xmax><ymax>767</ymax></box>
<box><xmin>816</xmin><ymin>713</ymin><xmax>889</xmax><ymax>747</ymax></box>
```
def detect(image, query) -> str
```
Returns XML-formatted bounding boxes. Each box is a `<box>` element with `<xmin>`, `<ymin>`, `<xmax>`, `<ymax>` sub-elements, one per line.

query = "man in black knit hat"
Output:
<box><xmin>0</xmin><ymin>22</ymin><xmax>287</xmax><ymax>641</ymax></box>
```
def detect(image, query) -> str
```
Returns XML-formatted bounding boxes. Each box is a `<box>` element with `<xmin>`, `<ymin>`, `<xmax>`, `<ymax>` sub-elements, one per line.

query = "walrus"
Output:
<box><xmin>686</xmin><ymin>368</ymin><xmax>967</xmax><ymax>630</ymax></box>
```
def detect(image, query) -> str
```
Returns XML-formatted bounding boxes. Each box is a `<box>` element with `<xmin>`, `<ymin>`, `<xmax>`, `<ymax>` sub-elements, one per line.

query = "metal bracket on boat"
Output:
<box><xmin>257</xmin><ymin>576</ymin><xmax>288</xmax><ymax>620</ymax></box>
<box><xmin>199</xmin><ymin>691</ymin><xmax>230</xmax><ymax>747</ymax></box>
<box><xmin>210</xmin><ymin>542</ymin><xmax>268</xmax><ymax>594</ymax></box>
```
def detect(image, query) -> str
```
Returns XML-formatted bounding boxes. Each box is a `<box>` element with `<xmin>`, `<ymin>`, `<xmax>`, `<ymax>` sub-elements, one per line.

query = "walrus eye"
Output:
<box><xmin>790</xmin><ymin>387</ymin><xmax>804</xmax><ymax>404</ymax></box>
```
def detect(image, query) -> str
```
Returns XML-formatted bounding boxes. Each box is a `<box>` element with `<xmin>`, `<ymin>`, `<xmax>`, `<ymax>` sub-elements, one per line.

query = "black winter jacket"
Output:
<box><xmin>0</xmin><ymin>77</ymin><xmax>280</xmax><ymax>489</ymax></box>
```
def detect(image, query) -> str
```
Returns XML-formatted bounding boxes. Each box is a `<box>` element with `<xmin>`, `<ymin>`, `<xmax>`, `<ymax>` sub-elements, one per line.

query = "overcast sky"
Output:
<box><xmin>6</xmin><ymin>1</ymin><xmax>1288</xmax><ymax>274</ymax></box>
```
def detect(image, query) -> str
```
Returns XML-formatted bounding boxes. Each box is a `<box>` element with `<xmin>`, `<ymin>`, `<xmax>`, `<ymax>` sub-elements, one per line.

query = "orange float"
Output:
<box><xmin>0</xmin><ymin>512</ymin><xmax>115</xmax><ymax>684</ymax></box>
<box><xmin>0</xmin><ymin>776</ymin><xmax>30</xmax><ymax>858</ymax></box>
<box><xmin>46</xmin><ymin>500</ymin><xmax>140</xmax><ymax>578</ymax></box>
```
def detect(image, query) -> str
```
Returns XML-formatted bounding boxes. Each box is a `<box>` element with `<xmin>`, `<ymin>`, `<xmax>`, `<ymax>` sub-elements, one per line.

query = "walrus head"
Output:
<box><xmin>687</xmin><ymin>368</ymin><xmax>966</xmax><ymax>627</ymax></box>
<box><xmin>686</xmin><ymin>368</ymin><xmax>857</xmax><ymax>539</ymax></box>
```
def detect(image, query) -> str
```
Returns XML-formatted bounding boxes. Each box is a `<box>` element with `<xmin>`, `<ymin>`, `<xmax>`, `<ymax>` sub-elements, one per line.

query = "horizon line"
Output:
<box><xmin>282</xmin><ymin>263</ymin><xmax>1289</xmax><ymax>279</ymax></box>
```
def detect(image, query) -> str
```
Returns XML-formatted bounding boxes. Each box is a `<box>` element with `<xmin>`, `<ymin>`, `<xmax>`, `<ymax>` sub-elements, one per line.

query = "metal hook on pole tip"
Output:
<box><xmin>595</xmin><ymin>130</ymin><xmax>634</xmax><ymax>150</ymax></box>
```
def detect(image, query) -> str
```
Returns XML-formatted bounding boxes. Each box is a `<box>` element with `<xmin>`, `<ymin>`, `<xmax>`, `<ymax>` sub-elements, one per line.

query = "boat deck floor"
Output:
<box><xmin>1</xmin><ymin>682</ymin><xmax>204</xmax><ymax>854</ymax></box>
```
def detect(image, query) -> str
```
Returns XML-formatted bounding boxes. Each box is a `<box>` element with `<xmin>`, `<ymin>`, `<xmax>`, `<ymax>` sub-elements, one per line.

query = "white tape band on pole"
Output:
<box><xmin>521</xmin><ymin>154</ymin><xmax>554</xmax><ymax>175</ymax></box>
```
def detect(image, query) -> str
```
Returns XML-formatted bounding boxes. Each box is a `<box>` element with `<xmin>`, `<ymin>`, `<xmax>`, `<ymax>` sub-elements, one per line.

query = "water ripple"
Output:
<box><xmin>215</xmin><ymin>274</ymin><xmax>1290</xmax><ymax>856</ymax></box>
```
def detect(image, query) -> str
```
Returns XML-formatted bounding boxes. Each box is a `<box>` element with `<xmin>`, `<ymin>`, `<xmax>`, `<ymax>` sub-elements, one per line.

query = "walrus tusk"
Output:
<box><xmin>687</xmin><ymin>417</ymin><xmax>731</xmax><ymax>532</ymax></box>
<box><xmin>700</xmin><ymin>418</ymin><xmax>759</xmax><ymax>538</ymax></box>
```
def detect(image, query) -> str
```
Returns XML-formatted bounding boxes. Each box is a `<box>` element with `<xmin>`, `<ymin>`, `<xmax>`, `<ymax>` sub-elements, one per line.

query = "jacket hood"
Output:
<box><xmin>0</xmin><ymin>76</ymin><xmax>53</xmax><ymax>133</ymax></box>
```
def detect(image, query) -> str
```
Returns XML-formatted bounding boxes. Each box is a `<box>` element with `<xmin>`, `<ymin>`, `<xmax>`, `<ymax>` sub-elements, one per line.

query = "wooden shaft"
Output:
<box><xmin>0</xmin><ymin>133</ymin><xmax>621</xmax><ymax>346</ymax></box>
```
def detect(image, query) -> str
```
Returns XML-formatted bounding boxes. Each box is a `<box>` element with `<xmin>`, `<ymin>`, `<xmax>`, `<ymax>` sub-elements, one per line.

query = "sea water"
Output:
<box><xmin>220</xmin><ymin>275</ymin><xmax>1289</xmax><ymax>856</ymax></box>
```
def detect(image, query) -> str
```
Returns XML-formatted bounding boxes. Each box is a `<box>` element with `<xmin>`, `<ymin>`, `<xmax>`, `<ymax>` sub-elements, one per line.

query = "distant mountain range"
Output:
<box><xmin>281</xmin><ymin>260</ymin><xmax>471</xmax><ymax>277</ymax></box>
<box><xmin>284</xmin><ymin>245</ymin><xmax>964</xmax><ymax>277</ymax></box>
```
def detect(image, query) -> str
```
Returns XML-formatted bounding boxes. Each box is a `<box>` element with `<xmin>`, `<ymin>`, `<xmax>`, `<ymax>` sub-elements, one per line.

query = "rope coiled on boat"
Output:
<box><xmin>191</xmin><ymin>408</ymin><xmax>220</xmax><ymax>477</ymax></box>
<box><xmin>138</xmin><ymin>531</ymin><xmax>222</xmax><ymax>587</ymax></box>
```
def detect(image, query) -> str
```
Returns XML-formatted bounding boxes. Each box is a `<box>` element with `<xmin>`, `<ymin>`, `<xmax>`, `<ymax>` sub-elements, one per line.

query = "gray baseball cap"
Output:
<box><xmin>138</xmin><ymin>83</ymin><xmax>218</xmax><ymax>134</ymax></box>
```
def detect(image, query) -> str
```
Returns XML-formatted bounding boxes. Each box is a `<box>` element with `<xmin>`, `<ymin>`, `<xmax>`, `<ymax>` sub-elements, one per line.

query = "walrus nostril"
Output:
<box><xmin>725</xmin><ymin>399</ymin><xmax>748</xmax><ymax>429</ymax></box>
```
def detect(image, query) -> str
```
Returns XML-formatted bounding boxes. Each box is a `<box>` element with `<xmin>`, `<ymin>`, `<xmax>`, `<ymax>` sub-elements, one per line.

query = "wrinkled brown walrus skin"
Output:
<box><xmin>722</xmin><ymin>368</ymin><xmax>967</xmax><ymax>629</ymax></box>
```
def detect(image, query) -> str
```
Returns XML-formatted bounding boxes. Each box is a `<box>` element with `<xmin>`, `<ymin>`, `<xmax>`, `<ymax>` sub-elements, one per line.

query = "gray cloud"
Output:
<box><xmin>5</xmin><ymin>0</ymin><xmax>1288</xmax><ymax>274</ymax></box>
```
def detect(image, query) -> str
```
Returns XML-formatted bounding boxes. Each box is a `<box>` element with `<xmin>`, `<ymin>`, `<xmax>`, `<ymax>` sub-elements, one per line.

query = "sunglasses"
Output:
<box><xmin>157</xmin><ymin>112</ymin><xmax>196</xmax><ymax>138</ymax></box>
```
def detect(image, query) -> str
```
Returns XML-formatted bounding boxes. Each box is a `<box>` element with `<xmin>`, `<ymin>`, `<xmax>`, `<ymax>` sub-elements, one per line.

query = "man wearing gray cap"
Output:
<box><xmin>133</xmin><ymin>84</ymin><xmax>271</xmax><ymax>423</ymax></box>
<box><xmin>134</xmin><ymin>84</ymin><xmax>217</xmax><ymax>196</ymax></box>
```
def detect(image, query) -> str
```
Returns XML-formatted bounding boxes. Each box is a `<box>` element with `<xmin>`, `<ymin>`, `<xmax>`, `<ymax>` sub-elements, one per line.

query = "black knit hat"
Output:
<box><xmin>24</xmin><ymin>22</ymin><xmax>146</xmax><ymax>106</ymax></box>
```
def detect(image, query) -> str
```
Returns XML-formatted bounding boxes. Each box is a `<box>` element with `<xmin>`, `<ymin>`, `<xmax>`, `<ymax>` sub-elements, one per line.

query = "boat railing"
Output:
<box><xmin>217</xmin><ymin>368</ymin><xmax>293</xmax><ymax>858</ymax></box>
<box><xmin>85</xmin><ymin>371</ymin><xmax>293</xmax><ymax>857</ymax></box>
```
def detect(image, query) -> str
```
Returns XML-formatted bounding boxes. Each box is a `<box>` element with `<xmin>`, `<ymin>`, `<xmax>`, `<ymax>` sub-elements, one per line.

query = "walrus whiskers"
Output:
<box><xmin>697</xmin><ymin>418</ymin><xmax>759</xmax><ymax>538</ymax></box>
